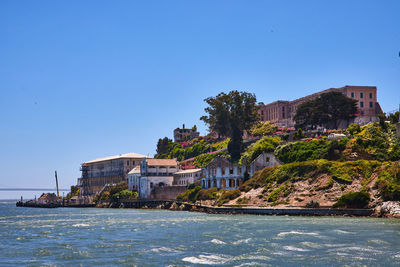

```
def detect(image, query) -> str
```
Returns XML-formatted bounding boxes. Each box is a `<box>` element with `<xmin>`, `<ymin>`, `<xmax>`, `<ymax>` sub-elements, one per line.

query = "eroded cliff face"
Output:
<box><xmin>224</xmin><ymin>173</ymin><xmax>378</xmax><ymax>208</ymax></box>
<box><xmin>217</xmin><ymin>160</ymin><xmax>399</xmax><ymax>211</ymax></box>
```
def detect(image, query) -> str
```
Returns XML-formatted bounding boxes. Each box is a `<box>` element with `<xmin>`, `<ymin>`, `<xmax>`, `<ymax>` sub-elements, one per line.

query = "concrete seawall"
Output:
<box><xmin>119</xmin><ymin>200</ymin><xmax>374</xmax><ymax>217</ymax></box>
<box><xmin>16</xmin><ymin>199</ymin><xmax>374</xmax><ymax>217</ymax></box>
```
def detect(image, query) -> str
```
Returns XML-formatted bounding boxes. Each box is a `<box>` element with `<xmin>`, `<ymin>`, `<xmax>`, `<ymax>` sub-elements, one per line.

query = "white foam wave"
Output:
<box><xmin>182</xmin><ymin>254</ymin><xmax>230</xmax><ymax>265</ymax></box>
<box><xmin>72</xmin><ymin>223</ymin><xmax>89</xmax><ymax>227</ymax></box>
<box><xmin>211</xmin><ymin>239</ymin><xmax>226</xmax><ymax>244</ymax></box>
<box><xmin>236</xmin><ymin>262</ymin><xmax>265</xmax><ymax>266</ymax></box>
<box><xmin>333</xmin><ymin>229</ymin><xmax>354</xmax><ymax>234</ymax></box>
<box><xmin>300</xmin><ymin>241</ymin><xmax>324</xmax><ymax>249</ymax></box>
<box><xmin>277</xmin><ymin>231</ymin><xmax>319</xmax><ymax>237</ymax></box>
<box><xmin>283</xmin><ymin>246</ymin><xmax>310</xmax><ymax>252</ymax></box>
<box><xmin>233</xmin><ymin>238</ymin><xmax>252</xmax><ymax>245</ymax></box>
<box><xmin>368</xmin><ymin>239</ymin><xmax>389</xmax><ymax>245</ymax></box>
<box><xmin>150</xmin><ymin>247</ymin><xmax>181</xmax><ymax>253</ymax></box>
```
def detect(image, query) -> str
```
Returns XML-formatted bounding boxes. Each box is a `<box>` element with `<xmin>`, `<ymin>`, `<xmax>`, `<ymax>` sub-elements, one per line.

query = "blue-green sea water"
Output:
<box><xmin>1</xmin><ymin>200</ymin><xmax>400</xmax><ymax>266</ymax></box>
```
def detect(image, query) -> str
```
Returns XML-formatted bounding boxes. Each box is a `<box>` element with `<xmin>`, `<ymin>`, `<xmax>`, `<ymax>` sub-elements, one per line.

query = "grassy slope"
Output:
<box><xmin>177</xmin><ymin>122</ymin><xmax>400</xmax><ymax>208</ymax></box>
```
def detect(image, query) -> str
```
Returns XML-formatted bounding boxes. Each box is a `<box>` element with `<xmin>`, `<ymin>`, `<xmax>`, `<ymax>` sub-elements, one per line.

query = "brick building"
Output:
<box><xmin>173</xmin><ymin>124</ymin><xmax>200</xmax><ymax>142</ymax></box>
<box><xmin>258</xmin><ymin>85</ymin><xmax>383</xmax><ymax>128</ymax></box>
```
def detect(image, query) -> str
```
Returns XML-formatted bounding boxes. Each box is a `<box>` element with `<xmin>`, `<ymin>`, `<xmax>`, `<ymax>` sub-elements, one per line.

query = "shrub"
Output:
<box><xmin>250</xmin><ymin>121</ymin><xmax>278</xmax><ymax>137</ymax></box>
<box><xmin>305</xmin><ymin>200</ymin><xmax>320</xmax><ymax>208</ymax></box>
<box><xmin>217</xmin><ymin>189</ymin><xmax>241</xmax><ymax>206</ymax></box>
<box><xmin>332</xmin><ymin>191</ymin><xmax>370</xmax><ymax>209</ymax></box>
<box><xmin>376</xmin><ymin>162</ymin><xmax>400</xmax><ymax>201</ymax></box>
<box><xmin>346</xmin><ymin>123</ymin><xmax>361</xmax><ymax>135</ymax></box>
<box><xmin>193</xmin><ymin>150</ymin><xmax>229</xmax><ymax>168</ymax></box>
<box><xmin>239</xmin><ymin>136</ymin><xmax>282</xmax><ymax>164</ymax></box>
<box><xmin>275</xmin><ymin>139</ymin><xmax>338</xmax><ymax>163</ymax></box>
<box><xmin>176</xmin><ymin>185</ymin><xmax>202</xmax><ymax>203</ymax></box>
<box><xmin>236</xmin><ymin>196</ymin><xmax>251</xmax><ymax>204</ymax></box>
<box><xmin>197</xmin><ymin>187</ymin><xmax>219</xmax><ymax>200</ymax></box>
<box><xmin>266</xmin><ymin>184</ymin><xmax>292</xmax><ymax>202</ymax></box>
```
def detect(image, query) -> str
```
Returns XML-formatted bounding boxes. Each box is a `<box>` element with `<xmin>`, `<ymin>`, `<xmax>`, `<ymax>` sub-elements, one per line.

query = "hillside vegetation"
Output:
<box><xmin>176</xmin><ymin>122</ymin><xmax>400</xmax><ymax>209</ymax></box>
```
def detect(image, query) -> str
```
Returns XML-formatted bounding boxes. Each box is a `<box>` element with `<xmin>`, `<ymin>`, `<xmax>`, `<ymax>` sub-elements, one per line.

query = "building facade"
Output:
<box><xmin>138</xmin><ymin>158</ymin><xmax>178</xmax><ymax>199</ymax></box>
<box><xmin>248</xmin><ymin>152</ymin><xmax>282</xmax><ymax>176</ymax></box>
<box><xmin>258</xmin><ymin>85</ymin><xmax>383</xmax><ymax>128</ymax></box>
<box><xmin>201</xmin><ymin>157</ymin><xmax>245</xmax><ymax>190</ymax></box>
<box><xmin>128</xmin><ymin>166</ymin><xmax>141</xmax><ymax>191</ymax></box>
<box><xmin>173</xmin><ymin>168</ymin><xmax>203</xmax><ymax>186</ymax></box>
<box><xmin>77</xmin><ymin>153</ymin><xmax>147</xmax><ymax>196</ymax></box>
<box><xmin>173</xmin><ymin>124</ymin><xmax>200</xmax><ymax>142</ymax></box>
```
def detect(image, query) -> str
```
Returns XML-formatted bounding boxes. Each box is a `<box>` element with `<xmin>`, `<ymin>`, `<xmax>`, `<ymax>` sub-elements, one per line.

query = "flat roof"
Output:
<box><xmin>83</xmin><ymin>152</ymin><xmax>148</xmax><ymax>164</ymax></box>
<box><xmin>174</xmin><ymin>168</ymin><xmax>202</xmax><ymax>174</ymax></box>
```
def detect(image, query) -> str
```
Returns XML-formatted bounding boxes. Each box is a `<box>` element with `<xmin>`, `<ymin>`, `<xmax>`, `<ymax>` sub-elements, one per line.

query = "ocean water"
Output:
<box><xmin>1</xmin><ymin>200</ymin><xmax>400</xmax><ymax>266</ymax></box>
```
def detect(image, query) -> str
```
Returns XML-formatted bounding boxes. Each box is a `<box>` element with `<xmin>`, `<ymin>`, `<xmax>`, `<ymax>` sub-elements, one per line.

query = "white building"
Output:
<box><xmin>248</xmin><ymin>152</ymin><xmax>282</xmax><ymax>176</ymax></box>
<box><xmin>173</xmin><ymin>168</ymin><xmax>202</xmax><ymax>186</ymax></box>
<box><xmin>138</xmin><ymin>158</ymin><xmax>178</xmax><ymax>199</ymax></box>
<box><xmin>128</xmin><ymin>166</ymin><xmax>141</xmax><ymax>191</ymax></box>
<box><xmin>201</xmin><ymin>157</ymin><xmax>245</xmax><ymax>190</ymax></box>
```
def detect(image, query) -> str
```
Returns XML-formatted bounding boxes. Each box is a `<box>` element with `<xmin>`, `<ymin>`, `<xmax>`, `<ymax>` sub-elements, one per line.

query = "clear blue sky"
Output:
<box><xmin>1</xmin><ymin>0</ymin><xmax>399</xmax><ymax>199</ymax></box>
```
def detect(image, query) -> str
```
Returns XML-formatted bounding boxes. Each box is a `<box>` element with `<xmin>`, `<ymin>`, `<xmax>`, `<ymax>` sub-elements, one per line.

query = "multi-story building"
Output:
<box><xmin>173</xmin><ymin>124</ymin><xmax>200</xmax><ymax>142</ymax></box>
<box><xmin>138</xmin><ymin>158</ymin><xmax>178</xmax><ymax>199</ymax></box>
<box><xmin>258</xmin><ymin>85</ymin><xmax>383</xmax><ymax>128</ymax></box>
<box><xmin>77</xmin><ymin>152</ymin><xmax>147</xmax><ymax>196</ymax></box>
<box><xmin>201</xmin><ymin>157</ymin><xmax>245</xmax><ymax>190</ymax></box>
<box><xmin>201</xmin><ymin>153</ymin><xmax>282</xmax><ymax>191</ymax></box>
<box><xmin>172</xmin><ymin>168</ymin><xmax>203</xmax><ymax>186</ymax></box>
<box><xmin>128</xmin><ymin>166</ymin><xmax>141</xmax><ymax>191</ymax></box>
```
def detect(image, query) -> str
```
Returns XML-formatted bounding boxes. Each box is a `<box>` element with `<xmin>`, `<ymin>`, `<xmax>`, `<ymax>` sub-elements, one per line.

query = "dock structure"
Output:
<box><xmin>16</xmin><ymin>199</ymin><xmax>374</xmax><ymax>217</ymax></box>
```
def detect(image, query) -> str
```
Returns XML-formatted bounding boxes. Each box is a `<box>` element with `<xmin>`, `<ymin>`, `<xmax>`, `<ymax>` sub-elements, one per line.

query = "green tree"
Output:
<box><xmin>250</xmin><ymin>121</ymin><xmax>278</xmax><ymax>137</ymax></box>
<box><xmin>200</xmin><ymin>91</ymin><xmax>260</xmax><ymax>161</ymax></box>
<box><xmin>155</xmin><ymin>137</ymin><xmax>173</xmax><ymax>158</ymax></box>
<box><xmin>387</xmin><ymin>111</ymin><xmax>399</xmax><ymax>124</ymax></box>
<box><xmin>294</xmin><ymin>92</ymin><xmax>358</xmax><ymax>130</ymax></box>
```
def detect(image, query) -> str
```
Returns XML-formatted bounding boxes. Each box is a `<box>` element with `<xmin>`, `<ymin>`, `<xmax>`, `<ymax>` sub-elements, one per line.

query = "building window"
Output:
<box><xmin>360</xmin><ymin>102</ymin><xmax>364</xmax><ymax>108</ymax></box>
<box><xmin>261</xmin><ymin>110</ymin><xmax>264</xmax><ymax>115</ymax></box>
<box><xmin>360</xmin><ymin>92</ymin><xmax>363</xmax><ymax>98</ymax></box>
<box><xmin>361</xmin><ymin>111</ymin><xmax>364</xmax><ymax>115</ymax></box>
<box><xmin>127</xmin><ymin>160</ymin><xmax>129</xmax><ymax>166</ymax></box>
<box><xmin>369</xmin><ymin>102</ymin><xmax>373</xmax><ymax>108</ymax></box>
<box><xmin>351</xmin><ymin>92</ymin><xmax>354</xmax><ymax>98</ymax></box>
<box><xmin>266</xmin><ymin>157</ymin><xmax>270</xmax><ymax>163</ymax></box>
<box><xmin>229</xmin><ymin>168</ymin><xmax>233</xmax><ymax>175</ymax></box>
<box><xmin>238</xmin><ymin>167</ymin><xmax>242</xmax><ymax>175</ymax></box>
<box><xmin>369</xmin><ymin>93</ymin><xmax>373</xmax><ymax>99</ymax></box>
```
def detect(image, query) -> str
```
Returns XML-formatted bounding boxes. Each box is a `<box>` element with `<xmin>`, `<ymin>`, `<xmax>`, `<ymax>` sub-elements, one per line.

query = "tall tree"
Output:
<box><xmin>200</xmin><ymin>90</ymin><xmax>260</xmax><ymax>161</ymax></box>
<box><xmin>155</xmin><ymin>137</ymin><xmax>173</xmax><ymax>158</ymax></box>
<box><xmin>294</xmin><ymin>92</ymin><xmax>358</xmax><ymax>129</ymax></box>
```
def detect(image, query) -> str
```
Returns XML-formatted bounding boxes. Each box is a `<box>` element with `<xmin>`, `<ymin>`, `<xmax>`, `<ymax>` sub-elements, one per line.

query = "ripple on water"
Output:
<box><xmin>300</xmin><ymin>241</ymin><xmax>324</xmax><ymax>249</ymax></box>
<box><xmin>283</xmin><ymin>246</ymin><xmax>310</xmax><ymax>252</ymax></box>
<box><xmin>277</xmin><ymin>231</ymin><xmax>320</xmax><ymax>237</ymax></box>
<box><xmin>150</xmin><ymin>246</ymin><xmax>182</xmax><ymax>254</ymax></box>
<box><xmin>182</xmin><ymin>254</ymin><xmax>232</xmax><ymax>265</ymax></box>
<box><xmin>72</xmin><ymin>223</ymin><xmax>90</xmax><ymax>227</ymax></box>
<box><xmin>233</xmin><ymin>238</ymin><xmax>252</xmax><ymax>245</ymax></box>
